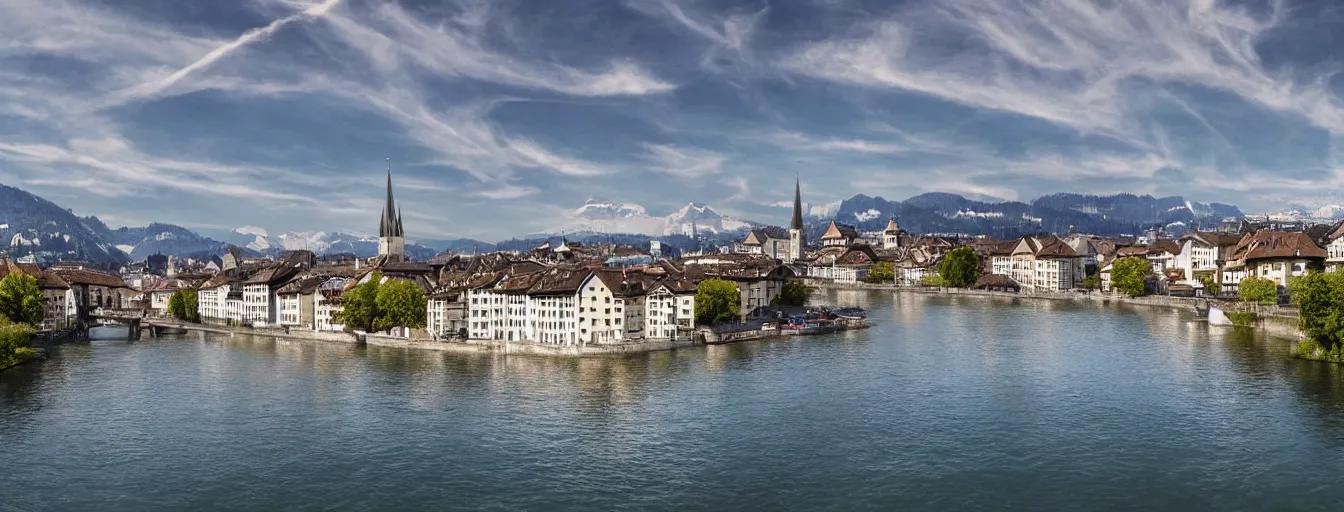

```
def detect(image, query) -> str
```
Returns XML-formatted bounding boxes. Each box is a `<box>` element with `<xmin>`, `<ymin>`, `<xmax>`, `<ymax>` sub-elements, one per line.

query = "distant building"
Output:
<box><xmin>820</xmin><ymin>220</ymin><xmax>859</xmax><ymax>248</ymax></box>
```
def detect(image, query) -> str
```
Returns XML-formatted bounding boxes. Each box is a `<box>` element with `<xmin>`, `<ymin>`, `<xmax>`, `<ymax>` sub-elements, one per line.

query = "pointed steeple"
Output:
<box><xmin>380</xmin><ymin>159</ymin><xmax>399</xmax><ymax>238</ymax></box>
<box><xmin>790</xmin><ymin>178</ymin><xmax>804</xmax><ymax>230</ymax></box>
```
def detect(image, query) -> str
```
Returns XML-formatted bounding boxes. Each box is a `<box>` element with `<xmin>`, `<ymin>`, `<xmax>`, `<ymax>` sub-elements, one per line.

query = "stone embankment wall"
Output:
<box><xmin>363</xmin><ymin>335</ymin><xmax>699</xmax><ymax>356</ymax></box>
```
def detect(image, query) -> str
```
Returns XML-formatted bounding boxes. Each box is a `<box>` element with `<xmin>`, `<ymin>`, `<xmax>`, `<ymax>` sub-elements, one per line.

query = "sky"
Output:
<box><xmin>3</xmin><ymin>0</ymin><xmax>1344</xmax><ymax>241</ymax></box>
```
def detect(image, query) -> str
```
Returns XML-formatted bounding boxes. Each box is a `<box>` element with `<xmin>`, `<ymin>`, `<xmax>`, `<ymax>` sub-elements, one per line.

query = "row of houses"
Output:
<box><xmin>0</xmin><ymin>260</ymin><xmax>134</xmax><ymax>331</ymax></box>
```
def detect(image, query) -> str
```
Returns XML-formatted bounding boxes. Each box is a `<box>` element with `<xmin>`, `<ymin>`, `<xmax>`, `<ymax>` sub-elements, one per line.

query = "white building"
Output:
<box><xmin>645</xmin><ymin>281</ymin><xmax>695</xmax><ymax>340</ymax></box>
<box><xmin>991</xmin><ymin>235</ymin><xmax>1085</xmax><ymax>292</ymax></box>
<box><xmin>1220</xmin><ymin>230</ymin><xmax>1326</xmax><ymax>292</ymax></box>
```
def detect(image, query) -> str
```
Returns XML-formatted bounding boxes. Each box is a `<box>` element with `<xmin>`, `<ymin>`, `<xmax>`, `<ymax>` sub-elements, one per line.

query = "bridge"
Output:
<box><xmin>83</xmin><ymin>308</ymin><xmax>180</xmax><ymax>341</ymax></box>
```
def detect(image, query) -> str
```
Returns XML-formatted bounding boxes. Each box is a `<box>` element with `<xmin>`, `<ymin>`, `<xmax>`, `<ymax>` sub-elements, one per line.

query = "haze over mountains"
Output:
<box><xmin>1</xmin><ymin>181</ymin><xmax>1320</xmax><ymax>269</ymax></box>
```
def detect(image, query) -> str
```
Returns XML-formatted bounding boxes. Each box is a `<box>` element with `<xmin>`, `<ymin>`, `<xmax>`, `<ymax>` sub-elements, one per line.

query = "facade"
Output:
<box><xmin>738</xmin><ymin>227</ymin><xmax>792</xmax><ymax>260</ymax></box>
<box><xmin>1325</xmin><ymin>221</ymin><xmax>1344</xmax><ymax>273</ymax></box>
<box><xmin>314</xmin><ymin>278</ymin><xmax>350</xmax><ymax>332</ymax></box>
<box><xmin>1</xmin><ymin>260</ymin><xmax>72</xmax><ymax>330</ymax></box>
<box><xmin>1221</xmin><ymin>230</ymin><xmax>1327</xmax><ymax>292</ymax></box>
<box><xmin>991</xmin><ymin>235</ymin><xmax>1085</xmax><ymax>292</ymax></box>
<box><xmin>645</xmin><ymin>281</ymin><xmax>695</xmax><ymax>340</ymax></box>
<box><xmin>1175</xmin><ymin>231</ymin><xmax>1242</xmax><ymax>287</ymax></box>
<box><xmin>882</xmin><ymin>218</ymin><xmax>908</xmax><ymax>250</ymax></box>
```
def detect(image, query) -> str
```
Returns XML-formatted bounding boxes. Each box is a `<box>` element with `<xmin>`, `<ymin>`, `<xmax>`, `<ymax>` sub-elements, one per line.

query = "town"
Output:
<box><xmin>1</xmin><ymin>166</ymin><xmax>1341</xmax><ymax>355</ymax></box>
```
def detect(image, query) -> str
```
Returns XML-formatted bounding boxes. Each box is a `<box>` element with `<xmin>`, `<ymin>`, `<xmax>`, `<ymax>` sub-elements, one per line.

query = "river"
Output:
<box><xmin>5</xmin><ymin>291</ymin><xmax>1344</xmax><ymax>511</ymax></box>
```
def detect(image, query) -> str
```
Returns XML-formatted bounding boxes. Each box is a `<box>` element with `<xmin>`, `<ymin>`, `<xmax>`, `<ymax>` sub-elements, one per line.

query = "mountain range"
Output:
<box><xmin>564</xmin><ymin>198</ymin><xmax>755</xmax><ymax>236</ymax></box>
<box><xmin>0</xmin><ymin>182</ymin><xmax>1270</xmax><ymax>269</ymax></box>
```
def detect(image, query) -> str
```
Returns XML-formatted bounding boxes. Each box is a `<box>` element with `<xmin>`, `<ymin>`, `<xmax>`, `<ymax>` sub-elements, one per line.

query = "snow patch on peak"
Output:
<box><xmin>574</xmin><ymin>198</ymin><xmax>649</xmax><ymax>219</ymax></box>
<box><xmin>854</xmin><ymin>208</ymin><xmax>882</xmax><ymax>223</ymax></box>
<box><xmin>234</xmin><ymin>225</ymin><xmax>268</xmax><ymax>237</ymax></box>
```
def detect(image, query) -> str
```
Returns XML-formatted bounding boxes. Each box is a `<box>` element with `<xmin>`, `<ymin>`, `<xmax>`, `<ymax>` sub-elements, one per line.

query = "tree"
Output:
<box><xmin>865</xmin><ymin>261</ymin><xmax>895</xmax><ymax>284</ymax></box>
<box><xmin>1080</xmin><ymin>274</ymin><xmax>1101</xmax><ymax>290</ymax></box>
<box><xmin>922</xmin><ymin>274</ymin><xmax>946</xmax><ymax>287</ymax></box>
<box><xmin>772</xmin><ymin>281</ymin><xmax>808</xmax><ymax>307</ymax></box>
<box><xmin>1110</xmin><ymin>257</ymin><xmax>1151</xmax><ymax>297</ymax></box>
<box><xmin>694</xmin><ymin>279</ymin><xmax>740</xmax><ymax>326</ymax></box>
<box><xmin>1293</xmin><ymin>271</ymin><xmax>1344</xmax><ymax>349</ymax></box>
<box><xmin>1239</xmin><ymin>276</ymin><xmax>1278</xmax><ymax>305</ymax></box>
<box><xmin>0</xmin><ymin>273</ymin><xmax>44</xmax><ymax>327</ymax></box>
<box><xmin>335</xmin><ymin>272</ymin><xmax>381</xmax><ymax>333</ymax></box>
<box><xmin>375</xmin><ymin>279</ymin><xmax>427</xmax><ymax>330</ymax></box>
<box><xmin>937</xmin><ymin>247</ymin><xmax>981</xmax><ymax>288</ymax></box>
<box><xmin>0</xmin><ymin>319</ymin><xmax>37</xmax><ymax>369</ymax></box>
<box><xmin>1199</xmin><ymin>275</ymin><xmax>1221</xmax><ymax>296</ymax></box>
<box><xmin>167</xmin><ymin>289</ymin><xmax>199</xmax><ymax>322</ymax></box>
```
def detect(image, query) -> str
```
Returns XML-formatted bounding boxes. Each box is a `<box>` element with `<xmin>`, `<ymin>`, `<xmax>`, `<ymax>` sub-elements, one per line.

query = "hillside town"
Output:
<box><xmin>2</xmin><ymin>166</ymin><xmax>1343</xmax><ymax>346</ymax></box>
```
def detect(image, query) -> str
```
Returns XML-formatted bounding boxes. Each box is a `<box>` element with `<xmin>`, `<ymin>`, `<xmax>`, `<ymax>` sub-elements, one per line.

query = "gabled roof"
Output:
<box><xmin>821</xmin><ymin>220</ymin><xmax>858</xmax><ymax>240</ymax></box>
<box><xmin>1148</xmin><ymin>239</ymin><xmax>1182</xmax><ymax>256</ymax></box>
<box><xmin>835</xmin><ymin>244</ymin><xmax>880</xmax><ymax>266</ymax></box>
<box><xmin>1228</xmin><ymin>230</ymin><xmax>1327</xmax><ymax>261</ymax></box>
<box><xmin>883</xmin><ymin>217</ymin><xmax>902</xmax><ymax>234</ymax></box>
<box><xmin>51</xmin><ymin>268</ymin><xmax>130</xmax><ymax>289</ymax></box>
<box><xmin>276</xmin><ymin>275</ymin><xmax>327</xmax><ymax>295</ymax></box>
<box><xmin>528</xmin><ymin>267</ymin><xmax>591</xmax><ymax>296</ymax></box>
<box><xmin>1011</xmin><ymin>235</ymin><xmax>1078</xmax><ymax>259</ymax></box>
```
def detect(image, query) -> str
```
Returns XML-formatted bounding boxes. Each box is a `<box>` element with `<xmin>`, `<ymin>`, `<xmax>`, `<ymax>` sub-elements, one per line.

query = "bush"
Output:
<box><xmin>1110</xmin><ymin>257</ymin><xmax>1151</xmax><ymax>297</ymax></box>
<box><xmin>922</xmin><ymin>274</ymin><xmax>946</xmax><ymax>287</ymax></box>
<box><xmin>1199</xmin><ymin>275</ymin><xmax>1220</xmax><ymax>296</ymax></box>
<box><xmin>772</xmin><ymin>281</ymin><xmax>808</xmax><ymax>307</ymax></box>
<box><xmin>865</xmin><ymin>262</ymin><xmax>894</xmax><ymax>284</ymax></box>
<box><xmin>1225</xmin><ymin>312</ymin><xmax>1258</xmax><ymax>327</ymax></box>
<box><xmin>1291</xmin><ymin>271</ymin><xmax>1344</xmax><ymax>349</ymax></box>
<box><xmin>1296</xmin><ymin>338</ymin><xmax>1344</xmax><ymax>363</ymax></box>
<box><xmin>938</xmin><ymin>247</ymin><xmax>981</xmax><ymax>288</ymax></box>
<box><xmin>0</xmin><ymin>321</ymin><xmax>37</xmax><ymax>369</ymax></box>
<box><xmin>1080</xmin><ymin>274</ymin><xmax>1100</xmax><ymax>290</ymax></box>
<box><xmin>1238</xmin><ymin>277</ymin><xmax>1278</xmax><ymax>305</ymax></box>
<box><xmin>695</xmin><ymin>279</ymin><xmax>741</xmax><ymax>325</ymax></box>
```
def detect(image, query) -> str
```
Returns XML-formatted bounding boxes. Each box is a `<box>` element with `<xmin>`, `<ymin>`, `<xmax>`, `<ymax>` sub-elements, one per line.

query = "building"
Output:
<box><xmin>1221</xmin><ymin>230</ymin><xmax>1327</xmax><ymax>292</ymax></box>
<box><xmin>314</xmin><ymin>277</ymin><xmax>351</xmax><ymax>332</ymax></box>
<box><xmin>241</xmin><ymin>263</ymin><xmax>301</xmax><ymax>326</ymax></box>
<box><xmin>0</xmin><ymin>260</ymin><xmax>71</xmax><ymax>330</ymax></box>
<box><xmin>1175</xmin><ymin>231</ymin><xmax>1243</xmax><ymax>287</ymax></box>
<box><xmin>738</xmin><ymin>227</ymin><xmax>792</xmax><ymax>260</ymax></box>
<box><xmin>645</xmin><ymin>279</ymin><xmax>696</xmax><ymax>340</ymax></box>
<box><xmin>50</xmin><ymin>265</ymin><xmax>131</xmax><ymax>314</ymax></box>
<box><xmin>788</xmin><ymin>179</ymin><xmax>806</xmax><ymax>261</ymax></box>
<box><xmin>377</xmin><ymin>162</ymin><xmax>406</xmax><ymax>260</ymax></box>
<box><xmin>820</xmin><ymin>220</ymin><xmax>859</xmax><ymax>248</ymax></box>
<box><xmin>809</xmin><ymin>244</ymin><xmax>880</xmax><ymax>283</ymax></box>
<box><xmin>1324</xmin><ymin>221</ymin><xmax>1344</xmax><ymax>273</ymax></box>
<box><xmin>276</xmin><ymin>275</ymin><xmax>326</xmax><ymax>328</ymax></box>
<box><xmin>882</xmin><ymin>218</ymin><xmax>908</xmax><ymax>250</ymax></box>
<box><xmin>992</xmin><ymin>235</ymin><xmax>1085</xmax><ymax>292</ymax></box>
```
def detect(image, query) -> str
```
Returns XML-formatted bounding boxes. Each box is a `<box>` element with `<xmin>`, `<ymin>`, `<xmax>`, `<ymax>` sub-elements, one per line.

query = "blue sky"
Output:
<box><xmin>2</xmin><ymin>0</ymin><xmax>1344</xmax><ymax>241</ymax></box>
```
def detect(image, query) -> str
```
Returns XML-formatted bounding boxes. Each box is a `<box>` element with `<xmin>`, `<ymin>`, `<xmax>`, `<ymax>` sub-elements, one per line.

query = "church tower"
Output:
<box><xmin>788</xmin><ymin>178</ymin><xmax>805</xmax><ymax>261</ymax></box>
<box><xmin>378</xmin><ymin>160</ymin><xmax>405</xmax><ymax>260</ymax></box>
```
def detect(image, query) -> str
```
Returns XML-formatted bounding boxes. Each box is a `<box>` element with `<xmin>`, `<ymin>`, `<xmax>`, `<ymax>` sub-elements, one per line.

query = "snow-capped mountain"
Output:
<box><xmin>567</xmin><ymin>198</ymin><xmax>665</xmax><ymax>235</ymax></box>
<box><xmin>662</xmin><ymin>202</ymin><xmax>753</xmax><ymax>236</ymax></box>
<box><xmin>229</xmin><ymin>226</ymin><xmax>272</xmax><ymax>252</ymax></box>
<box><xmin>806</xmin><ymin>200</ymin><xmax>843</xmax><ymax>219</ymax></box>
<box><xmin>272</xmin><ymin>231</ymin><xmax>331</xmax><ymax>253</ymax></box>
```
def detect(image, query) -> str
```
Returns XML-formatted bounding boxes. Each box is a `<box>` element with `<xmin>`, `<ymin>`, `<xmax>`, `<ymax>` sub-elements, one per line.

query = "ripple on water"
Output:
<box><xmin>5</xmin><ymin>292</ymin><xmax>1344</xmax><ymax>510</ymax></box>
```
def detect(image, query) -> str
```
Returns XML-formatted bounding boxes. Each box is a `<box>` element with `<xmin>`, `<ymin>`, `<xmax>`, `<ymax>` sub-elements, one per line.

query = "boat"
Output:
<box><xmin>830</xmin><ymin>307</ymin><xmax>867</xmax><ymax>319</ymax></box>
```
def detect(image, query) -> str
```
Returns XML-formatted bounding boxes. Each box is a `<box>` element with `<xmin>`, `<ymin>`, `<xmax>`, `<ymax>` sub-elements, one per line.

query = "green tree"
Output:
<box><xmin>865</xmin><ymin>261</ymin><xmax>895</xmax><ymax>283</ymax></box>
<box><xmin>694</xmin><ymin>279</ymin><xmax>741</xmax><ymax>326</ymax></box>
<box><xmin>335</xmin><ymin>272</ymin><xmax>381</xmax><ymax>333</ymax></box>
<box><xmin>1238</xmin><ymin>276</ymin><xmax>1278</xmax><ymax>305</ymax></box>
<box><xmin>1293</xmin><ymin>271</ymin><xmax>1344</xmax><ymax>349</ymax></box>
<box><xmin>1080</xmin><ymin>274</ymin><xmax>1101</xmax><ymax>290</ymax></box>
<box><xmin>1199</xmin><ymin>275</ymin><xmax>1221</xmax><ymax>296</ymax></box>
<box><xmin>772</xmin><ymin>280</ymin><xmax>808</xmax><ymax>307</ymax></box>
<box><xmin>1110</xmin><ymin>257</ymin><xmax>1151</xmax><ymax>297</ymax></box>
<box><xmin>167</xmin><ymin>289</ymin><xmax>199</xmax><ymax>322</ymax></box>
<box><xmin>937</xmin><ymin>247</ymin><xmax>981</xmax><ymax>288</ymax></box>
<box><xmin>375</xmin><ymin>279</ymin><xmax>428</xmax><ymax>330</ymax></box>
<box><xmin>922</xmin><ymin>274</ymin><xmax>946</xmax><ymax>287</ymax></box>
<box><xmin>0</xmin><ymin>273</ymin><xmax>44</xmax><ymax>327</ymax></box>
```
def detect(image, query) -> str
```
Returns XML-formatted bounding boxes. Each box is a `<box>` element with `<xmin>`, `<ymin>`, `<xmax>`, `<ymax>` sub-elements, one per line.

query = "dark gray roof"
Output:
<box><xmin>379</xmin><ymin>165</ymin><xmax>404</xmax><ymax>238</ymax></box>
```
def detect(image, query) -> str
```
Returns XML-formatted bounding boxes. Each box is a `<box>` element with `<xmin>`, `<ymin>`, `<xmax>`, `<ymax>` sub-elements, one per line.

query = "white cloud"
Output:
<box><xmin>640</xmin><ymin>143</ymin><xmax>727</xmax><ymax>177</ymax></box>
<box><xmin>780</xmin><ymin>0</ymin><xmax>1344</xmax><ymax>142</ymax></box>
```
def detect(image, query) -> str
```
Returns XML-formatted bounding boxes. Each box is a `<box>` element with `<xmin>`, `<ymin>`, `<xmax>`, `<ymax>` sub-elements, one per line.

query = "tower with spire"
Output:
<box><xmin>378</xmin><ymin>159</ymin><xmax>406</xmax><ymax>260</ymax></box>
<box><xmin>788</xmin><ymin>178</ymin><xmax>805</xmax><ymax>261</ymax></box>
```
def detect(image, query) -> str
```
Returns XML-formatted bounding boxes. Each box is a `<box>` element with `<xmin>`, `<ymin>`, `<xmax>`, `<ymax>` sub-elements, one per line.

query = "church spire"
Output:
<box><xmin>790</xmin><ymin>178</ymin><xmax>804</xmax><ymax>231</ymax></box>
<box><xmin>380</xmin><ymin>159</ymin><xmax>400</xmax><ymax>238</ymax></box>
